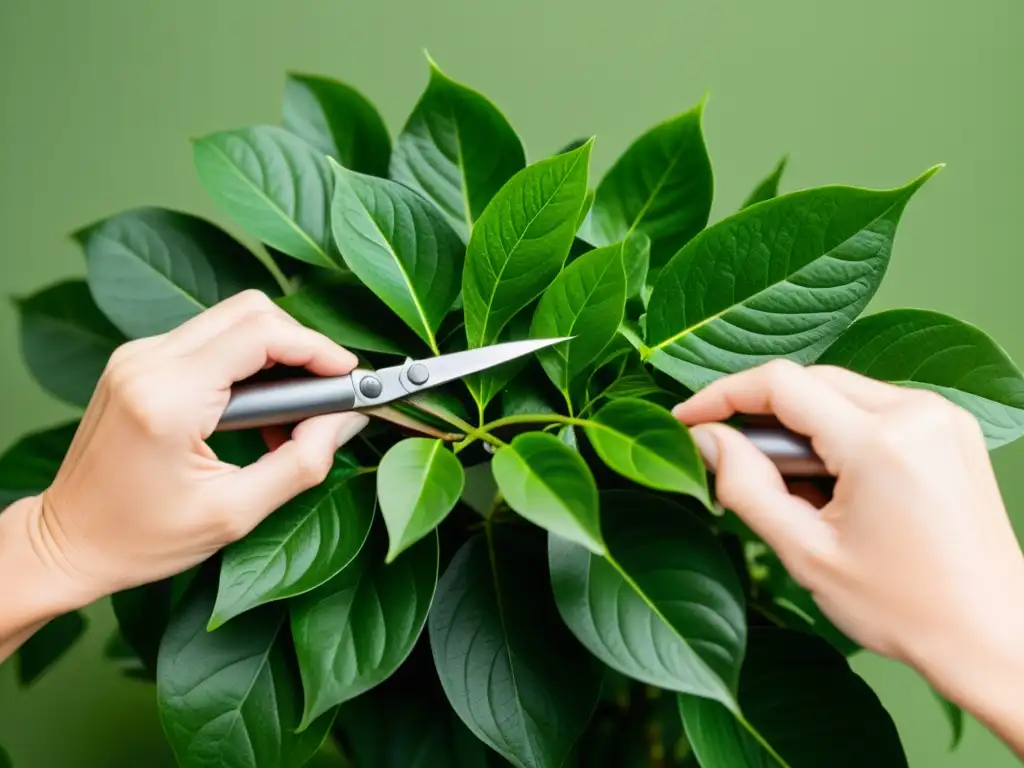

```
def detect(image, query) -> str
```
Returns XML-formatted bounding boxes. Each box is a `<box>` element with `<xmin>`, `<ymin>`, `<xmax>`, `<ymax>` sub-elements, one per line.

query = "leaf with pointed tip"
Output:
<box><xmin>430</xmin><ymin>529</ymin><xmax>602</xmax><ymax>768</ymax></box>
<box><xmin>678</xmin><ymin>628</ymin><xmax>907</xmax><ymax>768</ymax></box>
<box><xmin>934</xmin><ymin>690</ymin><xmax>964</xmax><ymax>750</ymax></box>
<box><xmin>210</xmin><ymin>473</ymin><xmax>376</xmax><ymax>628</ymax></box>
<box><xmin>77</xmin><ymin>207</ymin><xmax>280</xmax><ymax>338</ymax></box>
<box><xmin>157</xmin><ymin>571</ymin><xmax>335</xmax><ymax>768</ymax></box>
<box><xmin>742</xmin><ymin>155</ymin><xmax>788</xmax><ymax>209</ymax></box>
<box><xmin>549</xmin><ymin>491</ymin><xmax>746</xmax><ymax>711</ymax></box>
<box><xmin>0</xmin><ymin>421</ymin><xmax>77</xmax><ymax>509</ymax></box>
<box><xmin>290</xmin><ymin>523</ymin><xmax>439</xmax><ymax>728</ymax></box>
<box><xmin>492</xmin><ymin>432</ymin><xmax>605</xmax><ymax>554</ymax></box>
<box><xmin>390</xmin><ymin>58</ymin><xmax>525</xmax><ymax>241</ymax></box>
<box><xmin>17</xmin><ymin>611</ymin><xmax>87</xmax><ymax>685</ymax></box>
<box><xmin>283</xmin><ymin>73</ymin><xmax>391</xmax><ymax>175</ymax></box>
<box><xmin>15</xmin><ymin>280</ymin><xmax>125</xmax><ymax>407</ymax></box>
<box><xmin>329</xmin><ymin>162</ymin><xmax>464</xmax><ymax>352</ymax></box>
<box><xmin>818</xmin><ymin>308</ymin><xmax>1024</xmax><ymax>449</ymax></box>
<box><xmin>377</xmin><ymin>438</ymin><xmax>464</xmax><ymax>562</ymax></box>
<box><xmin>644</xmin><ymin>168</ymin><xmax>940</xmax><ymax>391</ymax></box>
<box><xmin>585</xmin><ymin>101</ymin><xmax>712</xmax><ymax>269</ymax></box>
<box><xmin>193</xmin><ymin>125</ymin><xmax>339</xmax><ymax>268</ymax></box>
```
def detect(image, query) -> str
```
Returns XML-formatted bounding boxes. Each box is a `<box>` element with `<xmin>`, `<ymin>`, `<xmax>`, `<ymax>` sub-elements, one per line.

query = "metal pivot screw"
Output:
<box><xmin>359</xmin><ymin>376</ymin><xmax>383</xmax><ymax>398</ymax></box>
<box><xmin>407</xmin><ymin>363</ymin><xmax>430</xmax><ymax>386</ymax></box>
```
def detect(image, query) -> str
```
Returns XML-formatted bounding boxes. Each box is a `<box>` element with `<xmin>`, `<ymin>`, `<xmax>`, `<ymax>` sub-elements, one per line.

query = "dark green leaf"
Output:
<box><xmin>377</xmin><ymin>438</ymin><xmax>464</xmax><ymax>562</ymax></box>
<box><xmin>111</xmin><ymin>580</ymin><xmax>175</xmax><ymax>673</ymax></box>
<box><xmin>583</xmin><ymin>398</ymin><xmax>709</xmax><ymax>505</ymax></box>
<box><xmin>0</xmin><ymin>744</ymin><xmax>10</xmax><ymax>768</ymax></box>
<box><xmin>290</xmin><ymin>523</ymin><xmax>439</xmax><ymax>728</ymax></box>
<box><xmin>158</xmin><ymin>571</ymin><xmax>335</xmax><ymax>768</ymax></box>
<box><xmin>210</xmin><ymin>473</ymin><xmax>376</xmax><ymax>628</ymax></box>
<box><xmin>283</xmin><ymin>73</ymin><xmax>391</xmax><ymax>175</ymax></box>
<box><xmin>15</xmin><ymin>279</ymin><xmax>125</xmax><ymax>407</ymax></box>
<box><xmin>934</xmin><ymin>690</ymin><xmax>964</xmax><ymax>750</ymax></box>
<box><xmin>530</xmin><ymin>241</ymin><xmax>627</xmax><ymax>398</ymax></box>
<box><xmin>77</xmin><ymin>207</ymin><xmax>280</xmax><ymax>338</ymax></box>
<box><xmin>0</xmin><ymin>421</ymin><xmax>77</xmax><ymax>509</ymax></box>
<box><xmin>329</xmin><ymin>161</ymin><xmax>464</xmax><ymax>353</ymax></box>
<box><xmin>818</xmin><ymin>308</ymin><xmax>1024</xmax><ymax>448</ymax></box>
<box><xmin>390</xmin><ymin>56</ymin><xmax>525</xmax><ymax>241</ymax></box>
<box><xmin>193</xmin><ymin>125</ymin><xmax>339</xmax><ymax>268</ymax></box>
<box><xmin>501</xmin><ymin>365</ymin><xmax>560</xmax><ymax>418</ymax></box>
<box><xmin>492</xmin><ymin>432</ymin><xmax>604</xmax><ymax>554</ymax></box>
<box><xmin>549</xmin><ymin>491</ymin><xmax>746</xmax><ymax>710</ymax></box>
<box><xmin>585</xmin><ymin>100</ymin><xmax>712</xmax><ymax>269</ymax></box>
<box><xmin>678</xmin><ymin>628</ymin><xmax>907</xmax><ymax>768</ymax></box>
<box><xmin>462</xmin><ymin>141</ymin><xmax>593</xmax><ymax>358</ymax></box>
<box><xmin>17</xmin><ymin>610</ymin><xmax>87</xmax><ymax>685</ymax></box>
<box><xmin>741</xmin><ymin>155</ymin><xmax>788</xmax><ymax>209</ymax></box>
<box><xmin>429</xmin><ymin>529</ymin><xmax>602</xmax><ymax>768</ymax></box>
<box><xmin>643</xmin><ymin>168</ymin><xmax>940</xmax><ymax>391</ymax></box>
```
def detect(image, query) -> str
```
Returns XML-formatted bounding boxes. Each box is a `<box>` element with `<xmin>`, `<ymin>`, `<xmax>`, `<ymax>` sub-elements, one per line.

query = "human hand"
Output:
<box><xmin>672</xmin><ymin>360</ymin><xmax>1024</xmax><ymax>738</ymax></box>
<box><xmin>10</xmin><ymin>290</ymin><xmax>368</xmax><ymax>613</ymax></box>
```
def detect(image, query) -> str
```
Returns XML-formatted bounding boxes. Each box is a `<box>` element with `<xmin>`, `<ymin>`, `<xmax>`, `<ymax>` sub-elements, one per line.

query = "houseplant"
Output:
<box><xmin>3</xmin><ymin>52</ymin><xmax>1023</xmax><ymax>767</ymax></box>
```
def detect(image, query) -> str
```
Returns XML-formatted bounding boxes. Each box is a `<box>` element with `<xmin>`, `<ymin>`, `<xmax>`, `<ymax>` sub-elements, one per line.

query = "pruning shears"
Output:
<box><xmin>213</xmin><ymin>335</ymin><xmax>828</xmax><ymax>478</ymax></box>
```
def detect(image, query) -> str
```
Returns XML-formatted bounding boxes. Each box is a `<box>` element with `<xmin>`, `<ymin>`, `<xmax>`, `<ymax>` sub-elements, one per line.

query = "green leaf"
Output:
<box><xmin>463</xmin><ymin>140</ymin><xmax>593</xmax><ymax>354</ymax></box>
<box><xmin>934</xmin><ymin>690</ymin><xmax>964</xmax><ymax>750</ymax></box>
<box><xmin>530</xmin><ymin>242</ymin><xmax>627</xmax><ymax>398</ymax></box>
<box><xmin>622</xmin><ymin>230</ymin><xmax>651</xmax><ymax>303</ymax></box>
<box><xmin>818</xmin><ymin>308</ymin><xmax>1024</xmax><ymax>449</ymax></box>
<box><xmin>283</xmin><ymin>73</ymin><xmax>391</xmax><ymax>175</ymax></box>
<box><xmin>501</xmin><ymin>366</ymin><xmax>560</xmax><ymax>418</ymax></box>
<box><xmin>678</xmin><ymin>628</ymin><xmax>907</xmax><ymax>768</ymax></box>
<box><xmin>329</xmin><ymin>161</ymin><xmax>464</xmax><ymax>353</ymax></box>
<box><xmin>548</xmin><ymin>491</ymin><xmax>746</xmax><ymax>711</ymax></box>
<box><xmin>741</xmin><ymin>155</ymin><xmax>788</xmax><ymax>209</ymax></box>
<box><xmin>290</xmin><ymin>523</ymin><xmax>439</xmax><ymax>728</ymax></box>
<box><xmin>643</xmin><ymin>167</ymin><xmax>941</xmax><ymax>391</ymax></box>
<box><xmin>585</xmin><ymin>100</ymin><xmax>712</xmax><ymax>269</ymax></box>
<box><xmin>0</xmin><ymin>421</ymin><xmax>77</xmax><ymax>509</ymax></box>
<box><xmin>17</xmin><ymin>611</ymin><xmax>87</xmax><ymax>685</ymax></box>
<box><xmin>15</xmin><ymin>279</ymin><xmax>125</xmax><ymax>408</ymax></box>
<box><xmin>390</xmin><ymin>56</ymin><xmax>525</xmax><ymax>241</ymax></box>
<box><xmin>210</xmin><ymin>473</ymin><xmax>376</xmax><ymax>629</ymax></box>
<box><xmin>429</xmin><ymin>528</ymin><xmax>602</xmax><ymax>768</ymax></box>
<box><xmin>583</xmin><ymin>398</ymin><xmax>709</xmax><ymax>505</ymax></box>
<box><xmin>467</xmin><ymin>304</ymin><xmax>538</xmax><ymax>410</ymax></box>
<box><xmin>77</xmin><ymin>207</ymin><xmax>280</xmax><ymax>338</ymax></box>
<box><xmin>111</xmin><ymin>580</ymin><xmax>175</xmax><ymax>674</ymax></box>
<box><xmin>158</xmin><ymin>570</ymin><xmax>335</xmax><ymax>768</ymax></box>
<box><xmin>0</xmin><ymin>744</ymin><xmax>10</xmax><ymax>768</ymax></box>
<box><xmin>492</xmin><ymin>432</ymin><xmax>604</xmax><ymax>554</ymax></box>
<box><xmin>377</xmin><ymin>438</ymin><xmax>464</xmax><ymax>562</ymax></box>
<box><xmin>193</xmin><ymin>125</ymin><xmax>339</xmax><ymax>268</ymax></box>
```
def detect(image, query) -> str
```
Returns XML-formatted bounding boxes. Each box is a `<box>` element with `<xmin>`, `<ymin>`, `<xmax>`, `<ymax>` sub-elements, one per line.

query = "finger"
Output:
<box><xmin>191</xmin><ymin>311</ymin><xmax>358</xmax><ymax>387</ymax></box>
<box><xmin>221</xmin><ymin>412</ymin><xmax>369</xmax><ymax>531</ymax></box>
<box><xmin>693</xmin><ymin>423</ymin><xmax>834</xmax><ymax>574</ymax></box>
<box><xmin>807</xmin><ymin>366</ymin><xmax>909</xmax><ymax>411</ymax></box>
<box><xmin>161</xmin><ymin>290</ymin><xmax>298</xmax><ymax>355</ymax></box>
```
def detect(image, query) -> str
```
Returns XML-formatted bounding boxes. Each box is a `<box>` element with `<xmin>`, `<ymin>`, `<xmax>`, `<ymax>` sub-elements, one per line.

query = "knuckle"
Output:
<box><xmin>761</xmin><ymin>358</ymin><xmax>802</xmax><ymax>386</ymax></box>
<box><xmin>209</xmin><ymin>507</ymin><xmax>250</xmax><ymax>542</ymax></box>
<box><xmin>234</xmin><ymin>289</ymin><xmax>275</xmax><ymax>312</ymax></box>
<box><xmin>293</xmin><ymin>448</ymin><xmax>332</xmax><ymax>486</ymax></box>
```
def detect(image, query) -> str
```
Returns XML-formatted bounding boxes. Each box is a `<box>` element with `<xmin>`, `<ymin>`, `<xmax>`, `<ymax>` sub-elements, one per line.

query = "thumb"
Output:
<box><xmin>693</xmin><ymin>423</ymin><xmax>833</xmax><ymax>572</ymax></box>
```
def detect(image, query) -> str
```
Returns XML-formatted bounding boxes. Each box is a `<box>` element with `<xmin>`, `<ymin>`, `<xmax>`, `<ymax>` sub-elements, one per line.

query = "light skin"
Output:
<box><xmin>1</xmin><ymin>297</ymin><xmax>1022</xmax><ymax>758</ymax></box>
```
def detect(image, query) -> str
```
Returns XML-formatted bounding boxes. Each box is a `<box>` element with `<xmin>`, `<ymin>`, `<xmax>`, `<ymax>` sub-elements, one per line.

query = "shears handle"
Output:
<box><xmin>737</xmin><ymin>424</ymin><xmax>828</xmax><ymax>477</ymax></box>
<box><xmin>216</xmin><ymin>375</ymin><xmax>359</xmax><ymax>432</ymax></box>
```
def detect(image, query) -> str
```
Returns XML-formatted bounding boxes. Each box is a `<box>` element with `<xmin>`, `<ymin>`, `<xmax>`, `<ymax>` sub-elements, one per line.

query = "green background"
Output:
<box><xmin>1</xmin><ymin>0</ymin><xmax>1021</xmax><ymax>765</ymax></box>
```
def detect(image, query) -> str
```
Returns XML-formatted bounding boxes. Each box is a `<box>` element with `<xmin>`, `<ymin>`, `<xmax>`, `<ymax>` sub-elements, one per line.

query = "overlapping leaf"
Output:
<box><xmin>17</xmin><ymin>611</ymin><xmax>87</xmax><ymax>685</ymax></box>
<box><xmin>742</xmin><ymin>155</ymin><xmax>788</xmax><ymax>209</ymax></box>
<box><xmin>0</xmin><ymin>421</ymin><xmax>77</xmax><ymax>509</ymax></box>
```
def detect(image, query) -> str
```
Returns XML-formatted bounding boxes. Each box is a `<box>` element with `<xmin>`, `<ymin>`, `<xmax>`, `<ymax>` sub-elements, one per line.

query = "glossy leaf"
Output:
<box><xmin>283</xmin><ymin>73</ymin><xmax>391</xmax><ymax>175</ymax></box>
<box><xmin>583</xmin><ymin>398</ymin><xmax>709</xmax><ymax>505</ymax></box>
<box><xmin>210</xmin><ymin>473</ymin><xmax>376</xmax><ymax>628</ymax></box>
<box><xmin>679</xmin><ymin>628</ymin><xmax>907</xmax><ymax>768</ymax></box>
<box><xmin>15</xmin><ymin>279</ymin><xmax>125</xmax><ymax>407</ymax></box>
<box><xmin>17</xmin><ymin>611</ymin><xmax>87</xmax><ymax>685</ymax></box>
<box><xmin>157</xmin><ymin>572</ymin><xmax>335</xmax><ymax>768</ymax></box>
<box><xmin>467</xmin><ymin>303</ymin><xmax>538</xmax><ymax>410</ymax></box>
<box><xmin>644</xmin><ymin>168</ymin><xmax>940</xmax><ymax>391</ymax></box>
<box><xmin>429</xmin><ymin>529</ymin><xmax>602</xmax><ymax>768</ymax></box>
<box><xmin>549</xmin><ymin>491</ymin><xmax>746</xmax><ymax>711</ymax></box>
<box><xmin>742</xmin><ymin>155</ymin><xmax>788</xmax><ymax>209</ymax></box>
<box><xmin>586</xmin><ymin>100</ymin><xmax>712</xmax><ymax>269</ymax></box>
<box><xmin>463</xmin><ymin>140</ymin><xmax>593</xmax><ymax>353</ymax></box>
<box><xmin>329</xmin><ymin>161</ymin><xmax>464</xmax><ymax>352</ymax></box>
<box><xmin>622</xmin><ymin>230</ymin><xmax>651</xmax><ymax>302</ymax></box>
<box><xmin>818</xmin><ymin>308</ymin><xmax>1024</xmax><ymax>448</ymax></box>
<box><xmin>492</xmin><ymin>432</ymin><xmax>604</xmax><ymax>553</ymax></box>
<box><xmin>290</xmin><ymin>523</ymin><xmax>439</xmax><ymax>728</ymax></box>
<box><xmin>390</xmin><ymin>57</ymin><xmax>525</xmax><ymax>241</ymax></box>
<box><xmin>193</xmin><ymin>125</ymin><xmax>339</xmax><ymax>268</ymax></box>
<box><xmin>377</xmin><ymin>438</ymin><xmax>464</xmax><ymax>562</ymax></box>
<box><xmin>0</xmin><ymin>421</ymin><xmax>77</xmax><ymax>509</ymax></box>
<box><xmin>77</xmin><ymin>207</ymin><xmax>280</xmax><ymax>338</ymax></box>
<box><xmin>530</xmin><ymin>242</ymin><xmax>627</xmax><ymax>397</ymax></box>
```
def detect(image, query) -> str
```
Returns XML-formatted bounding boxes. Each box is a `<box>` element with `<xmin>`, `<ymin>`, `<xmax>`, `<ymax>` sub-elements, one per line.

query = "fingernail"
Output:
<box><xmin>691</xmin><ymin>427</ymin><xmax>720</xmax><ymax>470</ymax></box>
<box><xmin>337</xmin><ymin>413</ymin><xmax>369</xmax><ymax>448</ymax></box>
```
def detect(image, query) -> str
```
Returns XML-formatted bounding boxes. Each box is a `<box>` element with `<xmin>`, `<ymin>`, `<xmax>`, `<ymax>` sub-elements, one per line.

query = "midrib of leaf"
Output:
<box><xmin>409</xmin><ymin>442</ymin><xmax>443</xmax><ymax>531</ymax></box>
<box><xmin>736</xmin><ymin>713</ymin><xmax>793</xmax><ymax>768</ymax></box>
<box><xmin>206</xmin><ymin>142</ymin><xmax>329</xmax><ymax>265</ymax></box>
<box><xmin>622</xmin><ymin>141</ymin><xmax>686</xmax><ymax>241</ymax></box>
<box><xmin>557</xmin><ymin>254</ymin><xmax>622</xmax><ymax>393</ymax></box>
<box><xmin>585</xmin><ymin>420</ymin><xmax>689</xmax><ymax>480</ymax></box>
<box><xmin>448</xmin><ymin>99</ymin><xmax>474</xmax><ymax>234</ymax></box>
<box><xmin>100</xmin><ymin>234</ymin><xmax>207</xmax><ymax>312</ymax></box>
<box><xmin>34</xmin><ymin>313</ymin><xmax>117</xmax><ymax>349</ymax></box>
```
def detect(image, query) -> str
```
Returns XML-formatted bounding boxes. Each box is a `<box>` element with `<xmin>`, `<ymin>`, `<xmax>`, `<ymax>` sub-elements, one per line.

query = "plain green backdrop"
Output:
<box><xmin>1</xmin><ymin>0</ymin><xmax>1023</xmax><ymax>765</ymax></box>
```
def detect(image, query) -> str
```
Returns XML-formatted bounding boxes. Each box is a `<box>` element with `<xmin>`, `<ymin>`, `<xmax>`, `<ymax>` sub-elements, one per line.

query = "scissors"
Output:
<box><xmin>213</xmin><ymin>336</ymin><xmax>827</xmax><ymax>477</ymax></box>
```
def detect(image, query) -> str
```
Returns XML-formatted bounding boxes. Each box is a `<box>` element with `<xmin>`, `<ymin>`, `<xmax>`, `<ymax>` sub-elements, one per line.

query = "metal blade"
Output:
<box><xmin>417</xmin><ymin>337</ymin><xmax>572</xmax><ymax>391</ymax></box>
